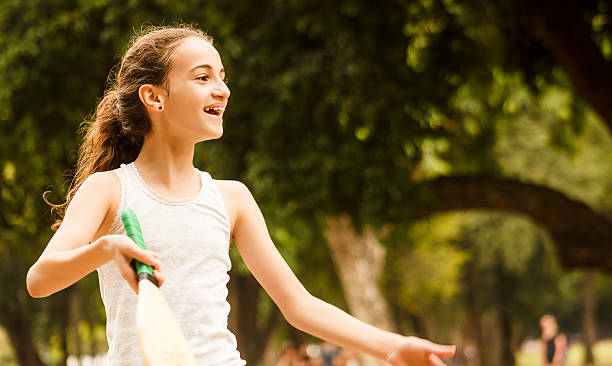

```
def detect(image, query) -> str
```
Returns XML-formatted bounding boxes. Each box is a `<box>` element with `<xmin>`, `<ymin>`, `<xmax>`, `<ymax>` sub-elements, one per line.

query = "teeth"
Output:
<box><xmin>205</xmin><ymin>106</ymin><xmax>225</xmax><ymax>115</ymax></box>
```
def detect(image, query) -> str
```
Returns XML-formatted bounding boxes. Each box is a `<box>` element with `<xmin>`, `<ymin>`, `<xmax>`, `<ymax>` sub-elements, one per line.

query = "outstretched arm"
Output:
<box><xmin>217</xmin><ymin>181</ymin><xmax>455</xmax><ymax>365</ymax></box>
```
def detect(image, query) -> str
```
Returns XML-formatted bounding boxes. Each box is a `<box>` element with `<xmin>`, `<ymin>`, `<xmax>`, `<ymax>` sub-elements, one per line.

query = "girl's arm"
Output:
<box><xmin>26</xmin><ymin>172</ymin><xmax>162</xmax><ymax>297</ymax></box>
<box><xmin>218</xmin><ymin>181</ymin><xmax>455</xmax><ymax>366</ymax></box>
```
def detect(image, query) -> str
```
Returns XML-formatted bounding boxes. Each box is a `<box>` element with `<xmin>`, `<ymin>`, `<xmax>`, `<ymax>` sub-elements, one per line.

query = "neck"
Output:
<box><xmin>134</xmin><ymin>130</ymin><xmax>199</xmax><ymax>193</ymax></box>
<box><xmin>542</xmin><ymin>328</ymin><xmax>557</xmax><ymax>340</ymax></box>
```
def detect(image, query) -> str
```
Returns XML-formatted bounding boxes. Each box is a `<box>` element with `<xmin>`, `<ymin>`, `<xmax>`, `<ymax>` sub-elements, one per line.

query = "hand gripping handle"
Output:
<box><xmin>121</xmin><ymin>207</ymin><xmax>158</xmax><ymax>286</ymax></box>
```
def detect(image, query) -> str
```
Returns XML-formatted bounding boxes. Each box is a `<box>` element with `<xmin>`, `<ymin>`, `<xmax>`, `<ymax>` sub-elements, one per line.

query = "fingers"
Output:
<box><xmin>109</xmin><ymin>235</ymin><xmax>164</xmax><ymax>291</ymax></box>
<box><xmin>115</xmin><ymin>252</ymin><xmax>139</xmax><ymax>293</ymax></box>
<box><xmin>429</xmin><ymin>344</ymin><xmax>456</xmax><ymax>359</ymax></box>
<box><xmin>148</xmin><ymin>251</ymin><xmax>161</xmax><ymax>269</ymax></box>
<box><xmin>127</xmin><ymin>249</ymin><xmax>163</xmax><ymax>287</ymax></box>
<box><xmin>427</xmin><ymin>353</ymin><xmax>446</xmax><ymax>366</ymax></box>
<box><xmin>117</xmin><ymin>251</ymin><xmax>163</xmax><ymax>292</ymax></box>
<box><xmin>147</xmin><ymin>251</ymin><xmax>164</xmax><ymax>286</ymax></box>
<box><xmin>153</xmin><ymin>268</ymin><xmax>166</xmax><ymax>287</ymax></box>
<box><xmin>124</xmin><ymin>245</ymin><xmax>160</xmax><ymax>268</ymax></box>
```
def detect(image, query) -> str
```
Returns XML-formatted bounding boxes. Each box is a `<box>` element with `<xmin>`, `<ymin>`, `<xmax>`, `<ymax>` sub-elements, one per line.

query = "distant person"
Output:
<box><xmin>539</xmin><ymin>314</ymin><xmax>567</xmax><ymax>366</ymax></box>
<box><xmin>276</xmin><ymin>341</ymin><xmax>298</xmax><ymax>366</ymax></box>
<box><xmin>320</xmin><ymin>342</ymin><xmax>340</xmax><ymax>366</ymax></box>
<box><xmin>296</xmin><ymin>343</ymin><xmax>312</xmax><ymax>366</ymax></box>
<box><xmin>333</xmin><ymin>349</ymin><xmax>360</xmax><ymax>366</ymax></box>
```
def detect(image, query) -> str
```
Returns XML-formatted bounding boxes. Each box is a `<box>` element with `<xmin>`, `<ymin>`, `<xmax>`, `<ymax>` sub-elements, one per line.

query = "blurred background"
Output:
<box><xmin>1</xmin><ymin>0</ymin><xmax>612</xmax><ymax>365</ymax></box>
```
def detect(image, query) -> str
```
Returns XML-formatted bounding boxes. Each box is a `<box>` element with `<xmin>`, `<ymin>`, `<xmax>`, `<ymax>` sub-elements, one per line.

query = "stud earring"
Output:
<box><xmin>158</xmin><ymin>106</ymin><xmax>163</xmax><ymax>110</ymax></box>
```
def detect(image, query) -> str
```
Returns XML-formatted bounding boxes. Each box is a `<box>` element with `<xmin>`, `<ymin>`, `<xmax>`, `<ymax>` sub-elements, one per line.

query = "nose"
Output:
<box><xmin>213</xmin><ymin>79</ymin><xmax>230</xmax><ymax>99</ymax></box>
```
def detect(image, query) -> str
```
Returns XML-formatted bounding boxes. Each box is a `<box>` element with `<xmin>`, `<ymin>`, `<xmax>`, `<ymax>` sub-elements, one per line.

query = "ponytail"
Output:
<box><xmin>47</xmin><ymin>89</ymin><xmax>147</xmax><ymax>231</ymax></box>
<box><xmin>47</xmin><ymin>24</ymin><xmax>212</xmax><ymax>230</ymax></box>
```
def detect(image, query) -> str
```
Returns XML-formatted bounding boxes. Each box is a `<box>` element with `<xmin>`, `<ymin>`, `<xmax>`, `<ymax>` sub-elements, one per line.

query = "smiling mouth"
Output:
<box><xmin>204</xmin><ymin>106</ymin><xmax>224</xmax><ymax>116</ymax></box>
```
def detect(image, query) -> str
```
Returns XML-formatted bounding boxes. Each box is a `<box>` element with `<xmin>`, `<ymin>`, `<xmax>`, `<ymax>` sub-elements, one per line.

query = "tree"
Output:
<box><xmin>209</xmin><ymin>0</ymin><xmax>612</xmax><ymax>271</ymax></box>
<box><xmin>3</xmin><ymin>0</ymin><xmax>612</xmax><ymax>364</ymax></box>
<box><xmin>457</xmin><ymin>214</ymin><xmax>562</xmax><ymax>366</ymax></box>
<box><xmin>514</xmin><ymin>0</ymin><xmax>612</xmax><ymax>132</ymax></box>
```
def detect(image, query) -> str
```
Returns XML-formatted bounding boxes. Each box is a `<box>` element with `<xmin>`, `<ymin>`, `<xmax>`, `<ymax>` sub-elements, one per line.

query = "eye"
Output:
<box><xmin>223</xmin><ymin>77</ymin><xmax>230</xmax><ymax>85</ymax></box>
<box><xmin>196</xmin><ymin>75</ymin><xmax>209</xmax><ymax>82</ymax></box>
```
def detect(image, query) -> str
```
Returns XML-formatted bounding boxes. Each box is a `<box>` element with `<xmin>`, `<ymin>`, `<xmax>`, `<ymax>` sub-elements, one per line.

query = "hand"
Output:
<box><xmin>102</xmin><ymin>234</ymin><xmax>165</xmax><ymax>293</ymax></box>
<box><xmin>386</xmin><ymin>336</ymin><xmax>456</xmax><ymax>366</ymax></box>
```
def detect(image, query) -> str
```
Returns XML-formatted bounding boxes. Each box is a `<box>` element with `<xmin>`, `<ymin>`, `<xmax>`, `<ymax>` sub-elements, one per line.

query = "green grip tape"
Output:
<box><xmin>120</xmin><ymin>207</ymin><xmax>157</xmax><ymax>285</ymax></box>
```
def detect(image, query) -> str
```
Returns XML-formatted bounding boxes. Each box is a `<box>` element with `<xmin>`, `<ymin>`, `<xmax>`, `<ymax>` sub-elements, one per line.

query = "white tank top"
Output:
<box><xmin>97</xmin><ymin>162</ymin><xmax>246</xmax><ymax>366</ymax></box>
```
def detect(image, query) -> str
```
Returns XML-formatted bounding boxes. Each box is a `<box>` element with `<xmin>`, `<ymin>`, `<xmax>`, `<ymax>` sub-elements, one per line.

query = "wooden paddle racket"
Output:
<box><xmin>121</xmin><ymin>208</ymin><xmax>197</xmax><ymax>366</ymax></box>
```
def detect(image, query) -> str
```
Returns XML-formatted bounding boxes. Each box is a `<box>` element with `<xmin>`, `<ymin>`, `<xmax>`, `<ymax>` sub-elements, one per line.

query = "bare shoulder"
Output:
<box><xmin>213</xmin><ymin>179</ymin><xmax>249</xmax><ymax>195</ymax></box>
<box><xmin>212</xmin><ymin>179</ymin><xmax>251</xmax><ymax>210</ymax></box>
<box><xmin>212</xmin><ymin>179</ymin><xmax>253</xmax><ymax>234</ymax></box>
<box><xmin>62</xmin><ymin>170</ymin><xmax>121</xmax><ymax>239</ymax></box>
<box><xmin>79</xmin><ymin>170</ymin><xmax>121</xmax><ymax>203</ymax></box>
<box><xmin>85</xmin><ymin>170</ymin><xmax>120</xmax><ymax>187</ymax></box>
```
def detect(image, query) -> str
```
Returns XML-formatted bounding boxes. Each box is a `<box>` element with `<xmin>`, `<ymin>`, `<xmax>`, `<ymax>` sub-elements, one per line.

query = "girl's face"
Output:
<box><xmin>159</xmin><ymin>36</ymin><xmax>230</xmax><ymax>142</ymax></box>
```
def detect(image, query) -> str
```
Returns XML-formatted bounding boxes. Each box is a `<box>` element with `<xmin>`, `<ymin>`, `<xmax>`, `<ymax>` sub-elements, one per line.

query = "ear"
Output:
<box><xmin>138</xmin><ymin>84</ymin><xmax>166</xmax><ymax>112</ymax></box>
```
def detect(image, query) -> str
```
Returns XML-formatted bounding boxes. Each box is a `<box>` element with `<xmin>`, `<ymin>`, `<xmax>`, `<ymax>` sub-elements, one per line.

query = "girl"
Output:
<box><xmin>26</xmin><ymin>25</ymin><xmax>456</xmax><ymax>366</ymax></box>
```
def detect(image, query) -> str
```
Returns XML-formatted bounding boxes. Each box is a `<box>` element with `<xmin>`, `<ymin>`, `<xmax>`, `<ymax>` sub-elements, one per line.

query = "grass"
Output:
<box><xmin>516</xmin><ymin>339</ymin><xmax>612</xmax><ymax>366</ymax></box>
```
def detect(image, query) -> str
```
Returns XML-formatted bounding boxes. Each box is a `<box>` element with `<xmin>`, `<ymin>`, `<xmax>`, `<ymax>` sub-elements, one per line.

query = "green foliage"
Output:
<box><xmin>383</xmin><ymin>210</ymin><xmax>583</xmax><ymax>348</ymax></box>
<box><xmin>217</xmin><ymin>0</ymin><xmax>498</xmax><ymax>224</ymax></box>
<box><xmin>2</xmin><ymin>0</ymin><xmax>612</xmax><ymax>362</ymax></box>
<box><xmin>458</xmin><ymin>213</ymin><xmax>563</xmax><ymax>326</ymax></box>
<box><xmin>383</xmin><ymin>214</ymin><xmax>468</xmax><ymax>335</ymax></box>
<box><xmin>495</xmin><ymin>76</ymin><xmax>612</xmax><ymax>213</ymax></box>
<box><xmin>380</xmin><ymin>50</ymin><xmax>612</xmax><ymax>345</ymax></box>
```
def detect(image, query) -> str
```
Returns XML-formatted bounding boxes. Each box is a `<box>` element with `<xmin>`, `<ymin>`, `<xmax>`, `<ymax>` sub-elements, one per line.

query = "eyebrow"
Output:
<box><xmin>190</xmin><ymin>64</ymin><xmax>225</xmax><ymax>74</ymax></box>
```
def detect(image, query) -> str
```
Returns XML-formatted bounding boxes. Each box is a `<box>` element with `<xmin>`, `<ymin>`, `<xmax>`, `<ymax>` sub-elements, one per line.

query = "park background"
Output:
<box><xmin>1</xmin><ymin>0</ymin><xmax>612</xmax><ymax>365</ymax></box>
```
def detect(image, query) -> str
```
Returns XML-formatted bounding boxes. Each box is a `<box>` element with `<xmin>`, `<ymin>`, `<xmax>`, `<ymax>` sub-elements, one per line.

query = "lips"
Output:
<box><xmin>203</xmin><ymin>103</ymin><xmax>225</xmax><ymax>116</ymax></box>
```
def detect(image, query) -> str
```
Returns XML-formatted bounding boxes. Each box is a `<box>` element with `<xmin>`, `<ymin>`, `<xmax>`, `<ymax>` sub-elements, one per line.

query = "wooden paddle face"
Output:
<box><xmin>137</xmin><ymin>280</ymin><xmax>197</xmax><ymax>366</ymax></box>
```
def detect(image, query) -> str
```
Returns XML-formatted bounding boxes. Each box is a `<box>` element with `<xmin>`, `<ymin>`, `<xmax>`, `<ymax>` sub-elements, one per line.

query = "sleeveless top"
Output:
<box><xmin>546</xmin><ymin>333</ymin><xmax>567</xmax><ymax>364</ymax></box>
<box><xmin>97</xmin><ymin>162</ymin><xmax>246</xmax><ymax>366</ymax></box>
<box><xmin>546</xmin><ymin>337</ymin><xmax>555</xmax><ymax>363</ymax></box>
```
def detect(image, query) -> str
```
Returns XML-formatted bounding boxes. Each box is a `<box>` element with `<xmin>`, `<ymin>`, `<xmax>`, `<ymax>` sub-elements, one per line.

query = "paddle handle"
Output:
<box><xmin>121</xmin><ymin>208</ymin><xmax>158</xmax><ymax>286</ymax></box>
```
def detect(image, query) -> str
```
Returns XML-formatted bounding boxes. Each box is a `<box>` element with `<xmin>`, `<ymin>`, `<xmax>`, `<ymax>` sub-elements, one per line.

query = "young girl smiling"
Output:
<box><xmin>26</xmin><ymin>25</ymin><xmax>456</xmax><ymax>366</ymax></box>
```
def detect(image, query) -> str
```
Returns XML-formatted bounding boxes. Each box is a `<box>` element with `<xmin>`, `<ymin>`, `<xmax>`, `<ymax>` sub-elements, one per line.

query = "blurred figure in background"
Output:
<box><xmin>539</xmin><ymin>314</ymin><xmax>567</xmax><ymax>366</ymax></box>
<box><xmin>320</xmin><ymin>342</ymin><xmax>340</xmax><ymax>366</ymax></box>
<box><xmin>296</xmin><ymin>343</ymin><xmax>312</xmax><ymax>366</ymax></box>
<box><xmin>276</xmin><ymin>341</ymin><xmax>299</xmax><ymax>366</ymax></box>
<box><xmin>333</xmin><ymin>348</ymin><xmax>360</xmax><ymax>366</ymax></box>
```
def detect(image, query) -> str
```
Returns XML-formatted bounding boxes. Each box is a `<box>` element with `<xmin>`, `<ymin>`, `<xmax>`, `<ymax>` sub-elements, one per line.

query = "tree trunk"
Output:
<box><xmin>499</xmin><ymin>311</ymin><xmax>515</xmax><ymax>366</ymax></box>
<box><xmin>463</xmin><ymin>258</ymin><xmax>505</xmax><ymax>366</ymax></box>
<box><xmin>414</xmin><ymin>176</ymin><xmax>612</xmax><ymax>272</ymax></box>
<box><xmin>69</xmin><ymin>291</ymin><xmax>82</xmax><ymax>360</ymax></box>
<box><xmin>60</xmin><ymin>296</ymin><xmax>69</xmax><ymax>366</ymax></box>
<box><xmin>581</xmin><ymin>270</ymin><xmax>596</xmax><ymax>365</ymax></box>
<box><xmin>495</xmin><ymin>257</ymin><xmax>516</xmax><ymax>366</ymax></box>
<box><xmin>324</xmin><ymin>215</ymin><xmax>394</xmax><ymax>366</ymax></box>
<box><xmin>464</xmin><ymin>268</ymin><xmax>487</xmax><ymax>366</ymax></box>
<box><xmin>514</xmin><ymin>0</ymin><xmax>612</xmax><ymax>133</ymax></box>
<box><xmin>2</xmin><ymin>296</ymin><xmax>44</xmax><ymax>366</ymax></box>
<box><xmin>389</xmin><ymin>302</ymin><xmax>426</xmax><ymax>340</ymax></box>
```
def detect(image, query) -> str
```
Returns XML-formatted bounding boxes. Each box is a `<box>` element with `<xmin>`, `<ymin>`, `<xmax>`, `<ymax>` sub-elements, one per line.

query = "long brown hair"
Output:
<box><xmin>47</xmin><ymin>25</ymin><xmax>212</xmax><ymax>230</ymax></box>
